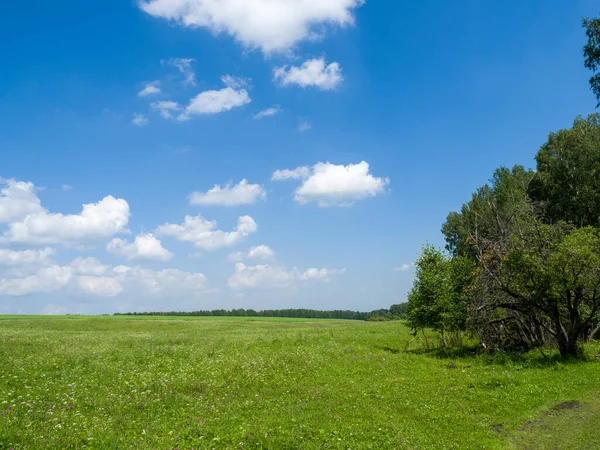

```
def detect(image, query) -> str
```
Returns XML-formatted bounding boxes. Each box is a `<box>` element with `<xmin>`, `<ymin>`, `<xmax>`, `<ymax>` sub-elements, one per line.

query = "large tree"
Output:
<box><xmin>442</xmin><ymin>165</ymin><xmax>535</xmax><ymax>258</ymax></box>
<box><xmin>529</xmin><ymin>114</ymin><xmax>600</xmax><ymax>228</ymax></box>
<box><xmin>583</xmin><ymin>16</ymin><xmax>600</xmax><ymax>106</ymax></box>
<box><xmin>474</xmin><ymin>222</ymin><xmax>600</xmax><ymax>357</ymax></box>
<box><xmin>440</xmin><ymin>158</ymin><xmax>600</xmax><ymax>356</ymax></box>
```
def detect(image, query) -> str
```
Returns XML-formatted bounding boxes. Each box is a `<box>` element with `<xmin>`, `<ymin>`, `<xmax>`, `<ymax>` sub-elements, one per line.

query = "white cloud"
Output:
<box><xmin>70</xmin><ymin>257</ymin><xmax>112</xmax><ymax>276</ymax></box>
<box><xmin>0</xmin><ymin>257</ymin><xmax>210</xmax><ymax>298</ymax></box>
<box><xmin>228</xmin><ymin>245</ymin><xmax>275</xmax><ymax>262</ymax></box>
<box><xmin>61</xmin><ymin>184</ymin><xmax>73</xmax><ymax>191</ymax></box>
<box><xmin>132</xmin><ymin>113</ymin><xmax>149</xmax><ymax>127</ymax></box>
<box><xmin>227</xmin><ymin>251</ymin><xmax>244</xmax><ymax>262</ymax></box>
<box><xmin>156</xmin><ymin>215</ymin><xmax>257</xmax><ymax>251</ymax></box>
<box><xmin>0</xmin><ymin>248</ymin><xmax>55</xmax><ymax>267</ymax></box>
<box><xmin>273</xmin><ymin>161</ymin><xmax>389</xmax><ymax>207</ymax></box>
<box><xmin>122</xmin><ymin>267</ymin><xmax>208</xmax><ymax>296</ymax></box>
<box><xmin>228</xmin><ymin>263</ymin><xmax>345</xmax><ymax>290</ymax></box>
<box><xmin>253</xmin><ymin>106</ymin><xmax>281</xmax><ymax>120</ymax></box>
<box><xmin>137</xmin><ymin>80</ymin><xmax>161</xmax><ymax>97</ymax></box>
<box><xmin>163</xmin><ymin>58</ymin><xmax>196</xmax><ymax>86</ymax></box>
<box><xmin>0</xmin><ymin>265</ymin><xmax>73</xmax><ymax>296</ymax></box>
<box><xmin>274</xmin><ymin>58</ymin><xmax>343</xmax><ymax>90</ymax></box>
<box><xmin>107</xmin><ymin>233</ymin><xmax>173</xmax><ymax>262</ymax></box>
<box><xmin>271</xmin><ymin>166</ymin><xmax>311</xmax><ymax>181</ymax></box>
<box><xmin>139</xmin><ymin>0</ymin><xmax>364</xmax><ymax>53</ymax></box>
<box><xmin>151</xmin><ymin>101</ymin><xmax>183</xmax><ymax>119</ymax></box>
<box><xmin>298</xmin><ymin>120</ymin><xmax>312</xmax><ymax>132</ymax></box>
<box><xmin>70</xmin><ymin>259</ymin><xmax>209</xmax><ymax>298</ymax></box>
<box><xmin>4</xmin><ymin>195</ymin><xmax>130</xmax><ymax>246</ymax></box>
<box><xmin>299</xmin><ymin>267</ymin><xmax>346</xmax><ymax>281</ymax></box>
<box><xmin>247</xmin><ymin>245</ymin><xmax>275</xmax><ymax>260</ymax></box>
<box><xmin>393</xmin><ymin>264</ymin><xmax>413</xmax><ymax>272</ymax></box>
<box><xmin>180</xmin><ymin>87</ymin><xmax>251</xmax><ymax>119</ymax></box>
<box><xmin>221</xmin><ymin>75</ymin><xmax>249</xmax><ymax>89</ymax></box>
<box><xmin>77</xmin><ymin>275</ymin><xmax>124</xmax><ymax>297</ymax></box>
<box><xmin>189</xmin><ymin>179</ymin><xmax>266</xmax><ymax>206</ymax></box>
<box><xmin>0</xmin><ymin>178</ymin><xmax>44</xmax><ymax>223</ymax></box>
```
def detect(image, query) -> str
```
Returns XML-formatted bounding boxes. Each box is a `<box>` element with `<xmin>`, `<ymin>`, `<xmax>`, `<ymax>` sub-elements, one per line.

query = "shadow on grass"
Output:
<box><xmin>393</xmin><ymin>343</ymin><xmax>597</xmax><ymax>367</ymax></box>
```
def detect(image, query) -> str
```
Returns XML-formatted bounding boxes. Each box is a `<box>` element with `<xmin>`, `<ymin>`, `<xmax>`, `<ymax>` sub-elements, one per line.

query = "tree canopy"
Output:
<box><xmin>409</xmin><ymin>115</ymin><xmax>600</xmax><ymax>357</ymax></box>
<box><xmin>584</xmin><ymin>16</ymin><xmax>600</xmax><ymax>106</ymax></box>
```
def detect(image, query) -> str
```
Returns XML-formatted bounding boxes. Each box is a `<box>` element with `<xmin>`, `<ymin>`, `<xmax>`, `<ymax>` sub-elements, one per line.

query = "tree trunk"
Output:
<box><xmin>588</xmin><ymin>322</ymin><xmax>600</xmax><ymax>341</ymax></box>
<box><xmin>557</xmin><ymin>330</ymin><xmax>580</xmax><ymax>357</ymax></box>
<box><xmin>554</xmin><ymin>307</ymin><xmax>582</xmax><ymax>358</ymax></box>
<box><xmin>441</xmin><ymin>330</ymin><xmax>448</xmax><ymax>348</ymax></box>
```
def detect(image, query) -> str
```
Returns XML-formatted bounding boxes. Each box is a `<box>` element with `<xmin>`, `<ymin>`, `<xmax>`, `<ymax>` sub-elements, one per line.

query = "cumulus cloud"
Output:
<box><xmin>132</xmin><ymin>113</ymin><xmax>149</xmax><ymax>127</ymax></box>
<box><xmin>151</xmin><ymin>101</ymin><xmax>183</xmax><ymax>119</ymax></box>
<box><xmin>0</xmin><ymin>178</ymin><xmax>44</xmax><ymax>223</ymax></box>
<box><xmin>0</xmin><ymin>265</ymin><xmax>73</xmax><ymax>296</ymax></box>
<box><xmin>253</xmin><ymin>106</ymin><xmax>281</xmax><ymax>120</ymax></box>
<box><xmin>0</xmin><ymin>257</ymin><xmax>209</xmax><ymax>298</ymax></box>
<box><xmin>163</xmin><ymin>58</ymin><xmax>196</xmax><ymax>86</ymax></box>
<box><xmin>77</xmin><ymin>275</ymin><xmax>124</xmax><ymax>297</ymax></box>
<box><xmin>4</xmin><ymin>195</ymin><xmax>130</xmax><ymax>246</ymax></box>
<box><xmin>179</xmin><ymin>87</ymin><xmax>250</xmax><ymax>120</ymax></box>
<box><xmin>189</xmin><ymin>179</ymin><xmax>266</xmax><ymax>206</ymax></box>
<box><xmin>393</xmin><ymin>264</ymin><xmax>413</xmax><ymax>272</ymax></box>
<box><xmin>107</xmin><ymin>233</ymin><xmax>173</xmax><ymax>262</ymax></box>
<box><xmin>0</xmin><ymin>248</ymin><xmax>55</xmax><ymax>267</ymax></box>
<box><xmin>273</xmin><ymin>161</ymin><xmax>389</xmax><ymax>207</ymax></box>
<box><xmin>227</xmin><ymin>251</ymin><xmax>244</xmax><ymax>262</ymax></box>
<box><xmin>120</xmin><ymin>266</ymin><xmax>208</xmax><ymax>297</ymax></box>
<box><xmin>70</xmin><ymin>257</ymin><xmax>112</xmax><ymax>276</ymax></box>
<box><xmin>247</xmin><ymin>245</ymin><xmax>275</xmax><ymax>260</ymax></box>
<box><xmin>137</xmin><ymin>80</ymin><xmax>161</xmax><ymax>97</ymax></box>
<box><xmin>228</xmin><ymin>245</ymin><xmax>275</xmax><ymax>262</ymax></box>
<box><xmin>274</xmin><ymin>58</ymin><xmax>343</xmax><ymax>90</ymax></box>
<box><xmin>299</xmin><ymin>267</ymin><xmax>346</xmax><ymax>281</ymax></box>
<box><xmin>139</xmin><ymin>0</ymin><xmax>364</xmax><ymax>53</ymax></box>
<box><xmin>228</xmin><ymin>263</ymin><xmax>345</xmax><ymax>290</ymax></box>
<box><xmin>156</xmin><ymin>215</ymin><xmax>257</xmax><ymax>251</ymax></box>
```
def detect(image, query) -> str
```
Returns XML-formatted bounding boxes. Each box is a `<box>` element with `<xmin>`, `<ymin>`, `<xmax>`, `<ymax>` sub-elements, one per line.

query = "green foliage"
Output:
<box><xmin>442</xmin><ymin>165</ymin><xmax>535</xmax><ymax>257</ymax></box>
<box><xmin>1</xmin><ymin>316</ymin><xmax>600</xmax><ymax>449</ymax></box>
<box><xmin>364</xmin><ymin>304</ymin><xmax>410</xmax><ymax>321</ymax></box>
<box><xmin>530</xmin><ymin>114</ymin><xmax>600</xmax><ymax>227</ymax></box>
<box><xmin>116</xmin><ymin>308</ymin><xmax>369</xmax><ymax>320</ymax></box>
<box><xmin>583</xmin><ymin>16</ymin><xmax>600</xmax><ymax>106</ymax></box>
<box><xmin>476</xmin><ymin>221</ymin><xmax>600</xmax><ymax>356</ymax></box>
<box><xmin>430</xmin><ymin>116</ymin><xmax>600</xmax><ymax>357</ymax></box>
<box><xmin>390</xmin><ymin>302</ymin><xmax>409</xmax><ymax>318</ymax></box>
<box><xmin>407</xmin><ymin>245</ymin><xmax>473</xmax><ymax>337</ymax></box>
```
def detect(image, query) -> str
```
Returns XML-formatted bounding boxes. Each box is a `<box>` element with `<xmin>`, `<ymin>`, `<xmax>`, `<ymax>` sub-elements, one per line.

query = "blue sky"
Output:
<box><xmin>0</xmin><ymin>0</ymin><xmax>598</xmax><ymax>314</ymax></box>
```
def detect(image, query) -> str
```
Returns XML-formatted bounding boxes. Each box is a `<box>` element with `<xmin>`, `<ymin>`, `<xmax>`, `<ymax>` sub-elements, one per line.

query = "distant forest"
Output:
<box><xmin>115</xmin><ymin>304</ymin><xmax>408</xmax><ymax>321</ymax></box>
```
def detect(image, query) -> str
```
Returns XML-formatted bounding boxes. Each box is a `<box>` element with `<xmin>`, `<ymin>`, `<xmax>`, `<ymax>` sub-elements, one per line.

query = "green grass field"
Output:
<box><xmin>1</xmin><ymin>316</ymin><xmax>599</xmax><ymax>449</ymax></box>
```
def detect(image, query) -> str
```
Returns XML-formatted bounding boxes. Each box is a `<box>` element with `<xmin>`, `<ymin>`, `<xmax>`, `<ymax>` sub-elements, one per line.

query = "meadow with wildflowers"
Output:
<box><xmin>1</xmin><ymin>315</ymin><xmax>599</xmax><ymax>449</ymax></box>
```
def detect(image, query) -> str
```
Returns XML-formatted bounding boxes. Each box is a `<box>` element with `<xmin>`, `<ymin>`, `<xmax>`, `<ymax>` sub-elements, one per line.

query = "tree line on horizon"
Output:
<box><xmin>406</xmin><ymin>17</ymin><xmax>600</xmax><ymax>358</ymax></box>
<box><xmin>114</xmin><ymin>305</ymin><xmax>408</xmax><ymax>321</ymax></box>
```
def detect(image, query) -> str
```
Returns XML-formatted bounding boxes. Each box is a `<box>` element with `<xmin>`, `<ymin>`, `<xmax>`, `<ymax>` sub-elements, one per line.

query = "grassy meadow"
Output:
<box><xmin>1</xmin><ymin>316</ymin><xmax>599</xmax><ymax>449</ymax></box>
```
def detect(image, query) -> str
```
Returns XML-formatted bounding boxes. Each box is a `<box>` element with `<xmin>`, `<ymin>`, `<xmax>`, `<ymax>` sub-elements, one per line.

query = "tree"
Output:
<box><xmin>407</xmin><ymin>245</ymin><xmax>473</xmax><ymax>345</ymax></box>
<box><xmin>529</xmin><ymin>114</ymin><xmax>600</xmax><ymax>228</ymax></box>
<box><xmin>474</xmin><ymin>222</ymin><xmax>600</xmax><ymax>357</ymax></box>
<box><xmin>583</xmin><ymin>16</ymin><xmax>600</xmax><ymax>106</ymax></box>
<box><xmin>390</xmin><ymin>302</ymin><xmax>409</xmax><ymax>318</ymax></box>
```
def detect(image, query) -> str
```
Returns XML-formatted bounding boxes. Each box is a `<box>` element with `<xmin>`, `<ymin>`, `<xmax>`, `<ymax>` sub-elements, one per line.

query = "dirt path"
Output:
<box><xmin>511</xmin><ymin>393</ymin><xmax>600</xmax><ymax>449</ymax></box>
